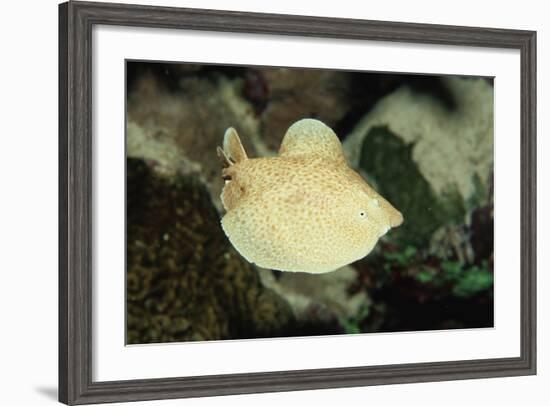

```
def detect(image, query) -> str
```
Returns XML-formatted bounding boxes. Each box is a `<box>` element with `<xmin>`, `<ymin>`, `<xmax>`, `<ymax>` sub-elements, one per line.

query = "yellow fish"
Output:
<box><xmin>217</xmin><ymin>119</ymin><xmax>403</xmax><ymax>273</ymax></box>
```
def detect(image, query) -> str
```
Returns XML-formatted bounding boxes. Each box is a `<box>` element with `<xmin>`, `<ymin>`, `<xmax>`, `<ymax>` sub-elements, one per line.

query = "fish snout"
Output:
<box><xmin>389</xmin><ymin>209</ymin><xmax>404</xmax><ymax>228</ymax></box>
<box><xmin>378</xmin><ymin>209</ymin><xmax>403</xmax><ymax>237</ymax></box>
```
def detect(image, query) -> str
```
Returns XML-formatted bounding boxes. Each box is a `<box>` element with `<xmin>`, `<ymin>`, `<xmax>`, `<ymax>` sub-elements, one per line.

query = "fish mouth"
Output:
<box><xmin>378</xmin><ymin>210</ymin><xmax>403</xmax><ymax>237</ymax></box>
<box><xmin>379</xmin><ymin>227</ymin><xmax>389</xmax><ymax>237</ymax></box>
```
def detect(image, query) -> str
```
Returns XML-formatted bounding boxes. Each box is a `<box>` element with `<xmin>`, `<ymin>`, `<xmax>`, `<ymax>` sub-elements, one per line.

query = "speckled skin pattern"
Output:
<box><xmin>219</xmin><ymin>119</ymin><xmax>403</xmax><ymax>273</ymax></box>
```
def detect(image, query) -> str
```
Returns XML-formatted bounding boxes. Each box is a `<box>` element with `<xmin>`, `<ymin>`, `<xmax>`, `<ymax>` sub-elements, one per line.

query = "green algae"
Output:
<box><xmin>359</xmin><ymin>126</ymin><xmax>465</xmax><ymax>247</ymax></box>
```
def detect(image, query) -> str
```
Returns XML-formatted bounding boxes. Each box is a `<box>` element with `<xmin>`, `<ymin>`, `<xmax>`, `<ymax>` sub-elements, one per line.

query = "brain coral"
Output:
<box><xmin>126</xmin><ymin>158</ymin><xmax>294</xmax><ymax>343</ymax></box>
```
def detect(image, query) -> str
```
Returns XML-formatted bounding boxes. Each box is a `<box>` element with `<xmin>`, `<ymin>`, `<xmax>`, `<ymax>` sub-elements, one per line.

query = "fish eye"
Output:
<box><xmin>359</xmin><ymin>211</ymin><xmax>367</xmax><ymax>219</ymax></box>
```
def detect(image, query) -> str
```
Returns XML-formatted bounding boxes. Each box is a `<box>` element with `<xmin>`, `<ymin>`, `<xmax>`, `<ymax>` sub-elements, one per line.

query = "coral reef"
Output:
<box><xmin>127</xmin><ymin>70</ymin><xmax>261</xmax><ymax>210</ymax></box>
<box><xmin>258</xmin><ymin>266</ymin><xmax>370</xmax><ymax>329</ymax></box>
<box><xmin>344</xmin><ymin>77</ymin><xmax>494</xmax><ymax>201</ymax></box>
<box><xmin>350</xmin><ymin>239</ymin><xmax>493</xmax><ymax>332</ymax></box>
<box><xmin>344</xmin><ymin>77</ymin><xmax>493</xmax><ymax>246</ymax></box>
<box><xmin>255</xmin><ymin>68</ymin><xmax>353</xmax><ymax>151</ymax></box>
<box><xmin>126</xmin><ymin>63</ymin><xmax>495</xmax><ymax>342</ymax></box>
<box><xmin>126</xmin><ymin>158</ymin><xmax>294</xmax><ymax>343</ymax></box>
<box><xmin>338</xmin><ymin>77</ymin><xmax>494</xmax><ymax>332</ymax></box>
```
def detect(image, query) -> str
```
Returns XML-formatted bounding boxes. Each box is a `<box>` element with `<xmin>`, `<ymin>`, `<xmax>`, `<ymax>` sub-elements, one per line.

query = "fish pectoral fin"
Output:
<box><xmin>279</xmin><ymin>118</ymin><xmax>345</xmax><ymax>162</ymax></box>
<box><xmin>223</xmin><ymin>127</ymin><xmax>248</xmax><ymax>164</ymax></box>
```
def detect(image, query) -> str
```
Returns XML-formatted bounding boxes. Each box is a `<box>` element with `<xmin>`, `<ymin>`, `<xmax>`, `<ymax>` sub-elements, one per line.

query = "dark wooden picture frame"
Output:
<box><xmin>59</xmin><ymin>1</ymin><xmax>537</xmax><ymax>404</ymax></box>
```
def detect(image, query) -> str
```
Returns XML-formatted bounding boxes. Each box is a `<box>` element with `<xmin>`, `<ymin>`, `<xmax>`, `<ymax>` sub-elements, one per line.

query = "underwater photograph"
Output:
<box><xmin>125</xmin><ymin>61</ymin><xmax>494</xmax><ymax>344</ymax></box>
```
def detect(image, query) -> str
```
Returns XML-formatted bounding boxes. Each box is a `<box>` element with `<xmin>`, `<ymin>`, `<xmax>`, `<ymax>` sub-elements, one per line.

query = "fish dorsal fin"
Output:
<box><xmin>279</xmin><ymin>119</ymin><xmax>345</xmax><ymax>161</ymax></box>
<box><xmin>222</xmin><ymin>127</ymin><xmax>248</xmax><ymax>164</ymax></box>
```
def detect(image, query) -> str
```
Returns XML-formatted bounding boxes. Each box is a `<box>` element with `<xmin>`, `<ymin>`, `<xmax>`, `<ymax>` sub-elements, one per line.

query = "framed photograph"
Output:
<box><xmin>59</xmin><ymin>1</ymin><xmax>537</xmax><ymax>404</ymax></box>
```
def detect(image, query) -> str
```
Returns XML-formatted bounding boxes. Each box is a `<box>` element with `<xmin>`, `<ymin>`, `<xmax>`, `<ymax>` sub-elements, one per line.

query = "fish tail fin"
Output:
<box><xmin>220</xmin><ymin>127</ymin><xmax>248</xmax><ymax>166</ymax></box>
<box><xmin>216</xmin><ymin>147</ymin><xmax>232</xmax><ymax>168</ymax></box>
<box><xmin>219</xmin><ymin>128</ymin><xmax>248</xmax><ymax>212</ymax></box>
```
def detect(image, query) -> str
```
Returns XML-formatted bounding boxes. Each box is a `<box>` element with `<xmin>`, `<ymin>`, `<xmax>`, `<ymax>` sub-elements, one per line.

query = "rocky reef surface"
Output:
<box><xmin>126</xmin><ymin>63</ymin><xmax>494</xmax><ymax>342</ymax></box>
<box><xmin>126</xmin><ymin>158</ymin><xmax>294</xmax><ymax>343</ymax></box>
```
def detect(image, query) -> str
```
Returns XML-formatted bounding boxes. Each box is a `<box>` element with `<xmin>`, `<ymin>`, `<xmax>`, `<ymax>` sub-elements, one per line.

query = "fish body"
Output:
<box><xmin>218</xmin><ymin>119</ymin><xmax>403</xmax><ymax>273</ymax></box>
